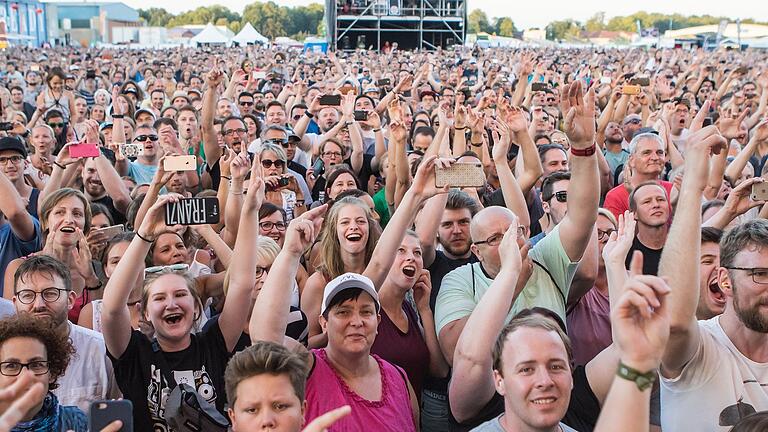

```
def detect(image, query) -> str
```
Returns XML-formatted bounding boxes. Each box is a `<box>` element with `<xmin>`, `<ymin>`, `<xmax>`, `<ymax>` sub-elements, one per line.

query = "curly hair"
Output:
<box><xmin>0</xmin><ymin>314</ymin><xmax>75</xmax><ymax>390</ymax></box>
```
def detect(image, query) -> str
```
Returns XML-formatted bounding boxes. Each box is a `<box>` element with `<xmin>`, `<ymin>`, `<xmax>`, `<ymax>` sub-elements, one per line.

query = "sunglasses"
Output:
<box><xmin>134</xmin><ymin>134</ymin><xmax>159</xmax><ymax>142</ymax></box>
<box><xmin>48</xmin><ymin>122</ymin><xmax>66</xmax><ymax>128</ymax></box>
<box><xmin>545</xmin><ymin>190</ymin><xmax>568</xmax><ymax>203</ymax></box>
<box><xmin>265</xmin><ymin>138</ymin><xmax>288</xmax><ymax>146</ymax></box>
<box><xmin>239</xmin><ymin>101</ymin><xmax>254</xmax><ymax>106</ymax></box>
<box><xmin>293</xmin><ymin>114</ymin><xmax>303</xmax><ymax>121</ymax></box>
<box><xmin>261</xmin><ymin>159</ymin><xmax>285</xmax><ymax>169</ymax></box>
<box><xmin>144</xmin><ymin>263</ymin><xmax>189</xmax><ymax>275</ymax></box>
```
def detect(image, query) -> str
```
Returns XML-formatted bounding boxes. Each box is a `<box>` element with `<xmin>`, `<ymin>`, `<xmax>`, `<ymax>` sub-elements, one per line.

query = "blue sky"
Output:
<box><xmin>120</xmin><ymin>0</ymin><xmax>767</xmax><ymax>29</ymax></box>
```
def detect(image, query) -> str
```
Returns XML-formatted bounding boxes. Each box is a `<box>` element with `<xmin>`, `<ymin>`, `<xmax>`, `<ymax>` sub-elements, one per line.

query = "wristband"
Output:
<box><xmin>372</xmin><ymin>128</ymin><xmax>382</xmax><ymax>133</ymax></box>
<box><xmin>616</xmin><ymin>361</ymin><xmax>657</xmax><ymax>391</ymax></box>
<box><xmin>112</xmin><ymin>114</ymin><xmax>124</xmax><ymax>119</ymax></box>
<box><xmin>53</xmin><ymin>161</ymin><xmax>66</xmax><ymax>170</ymax></box>
<box><xmin>454</xmin><ymin>126</ymin><xmax>468</xmax><ymax>130</ymax></box>
<box><xmin>305</xmin><ymin>111</ymin><xmax>315</xmax><ymax>119</ymax></box>
<box><xmin>221</xmin><ymin>175</ymin><xmax>231</xmax><ymax>181</ymax></box>
<box><xmin>21</xmin><ymin>129</ymin><xmax>30</xmax><ymax>138</ymax></box>
<box><xmin>470</xmin><ymin>141</ymin><xmax>483</xmax><ymax>147</ymax></box>
<box><xmin>136</xmin><ymin>232</ymin><xmax>155</xmax><ymax>243</ymax></box>
<box><xmin>570</xmin><ymin>143</ymin><xmax>597</xmax><ymax>157</ymax></box>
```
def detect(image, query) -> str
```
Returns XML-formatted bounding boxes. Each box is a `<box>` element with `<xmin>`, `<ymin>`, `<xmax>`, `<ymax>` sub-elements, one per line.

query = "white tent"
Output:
<box><xmin>232</xmin><ymin>22</ymin><xmax>268</xmax><ymax>45</ymax></box>
<box><xmin>191</xmin><ymin>23</ymin><xmax>229</xmax><ymax>46</ymax></box>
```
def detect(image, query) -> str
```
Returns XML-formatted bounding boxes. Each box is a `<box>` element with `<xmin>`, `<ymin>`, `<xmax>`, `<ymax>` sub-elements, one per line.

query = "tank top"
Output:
<box><xmin>43</xmin><ymin>89</ymin><xmax>72</xmax><ymax>121</ymax></box>
<box><xmin>370</xmin><ymin>301</ymin><xmax>430</xmax><ymax>397</ymax></box>
<box><xmin>305</xmin><ymin>349</ymin><xmax>415</xmax><ymax>432</ymax></box>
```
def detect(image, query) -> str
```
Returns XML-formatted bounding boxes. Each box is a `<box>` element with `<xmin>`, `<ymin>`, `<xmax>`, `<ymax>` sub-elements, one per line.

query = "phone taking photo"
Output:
<box><xmin>165</xmin><ymin>197</ymin><xmax>220</xmax><ymax>226</ymax></box>
<box><xmin>319</xmin><ymin>95</ymin><xmax>342</xmax><ymax>106</ymax></box>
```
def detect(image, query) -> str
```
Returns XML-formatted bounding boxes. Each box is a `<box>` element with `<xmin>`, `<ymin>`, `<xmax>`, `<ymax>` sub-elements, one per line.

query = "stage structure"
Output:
<box><xmin>325</xmin><ymin>0</ymin><xmax>466</xmax><ymax>51</ymax></box>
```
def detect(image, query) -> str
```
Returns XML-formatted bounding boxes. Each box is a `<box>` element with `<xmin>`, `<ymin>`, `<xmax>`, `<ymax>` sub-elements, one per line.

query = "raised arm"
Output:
<box><xmin>201</xmin><ymin>67</ymin><xmax>224</xmax><ymax>167</ymax></box>
<box><xmin>659</xmin><ymin>125</ymin><xmax>726</xmax><ymax>378</ymax></box>
<box><xmin>0</xmin><ymin>170</ymin><xmax>35</xmax><ymax>241</ymax></box>
<box><xmin>558</xmin><ymin>81</ymin><xmax>600</xmax><ymax>261</ymax></box>
<box><xmin>490</xmin><ymin>115</ymin><xmax>530</xmax><ymax>230</ymax></box>
<box><xmin>251</xmin><ymin>205</ymin><xmax>327</xmax><ymax>344</ymax></box>
<box><xmin>451</xmin><ymin>221</ymin><xmax>523</xmax><ymax>422</ymax></box>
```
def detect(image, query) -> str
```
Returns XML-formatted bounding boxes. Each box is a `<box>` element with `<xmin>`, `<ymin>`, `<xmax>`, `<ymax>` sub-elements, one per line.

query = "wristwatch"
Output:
<box><xmin>305</xmin><ymin>111</ymin><xmax>315</xmax><ymax>119</ymax></box>
<box><xmin>570</xmin><ymin>143</ymin><xmax>596</xmax><ymax>157</ymax></box>
<box><xmin>616</xmin><ymin>361</ymin><xmax>657</xmax><ymax>391</ymax></box>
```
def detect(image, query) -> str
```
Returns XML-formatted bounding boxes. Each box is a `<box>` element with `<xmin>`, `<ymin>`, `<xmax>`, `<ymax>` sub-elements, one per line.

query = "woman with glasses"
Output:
<box><xmin>0</xmin><ymin>313</ymin><xmax>87</xmax><ymax>431</ymax></box>
<box><xmin>102</xmin><ymin>170</ymin><xmax>264</xmax><ymax>430</ymax></box>
<box><xmin>259</xmin><ymin>143</ymin><xmax>306</xmax><ymax>220</ymax></box>
<box><xmin>308</xmin><ymin>138</ymin><xmax>346</xmax><ymax>201</ymax></box>
<box><xmin>3</xmin><ymin>188</ymin><xmax>99</xmax><ymax>324</ymax></box>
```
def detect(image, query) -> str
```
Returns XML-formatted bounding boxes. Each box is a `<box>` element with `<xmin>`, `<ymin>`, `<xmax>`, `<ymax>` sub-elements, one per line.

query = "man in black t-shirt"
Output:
<box><xmin>624</xmin><ymin>181</ymin><xmax>670</xmax><ymax>275</ymax></box>
<box><xmin>82</xmin><ymin>155</ymin><xmax>131</xmax><ymax>225</ymax></box>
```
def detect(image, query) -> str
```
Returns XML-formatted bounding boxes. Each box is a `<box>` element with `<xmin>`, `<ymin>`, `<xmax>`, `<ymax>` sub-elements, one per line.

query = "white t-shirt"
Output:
<box><xmin>661</xmin><ymin>316</ymin><xmax>768</xmax><ymax>431</ymax></box>
<box><xmin>55</xmin><ymin>322</ymin><xmax>121</xmax><ymax>411</ymax></box>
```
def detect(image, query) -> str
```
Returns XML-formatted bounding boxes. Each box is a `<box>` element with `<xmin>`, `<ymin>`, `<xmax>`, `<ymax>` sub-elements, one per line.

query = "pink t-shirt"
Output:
<box><xmin>566</xmin><ymin>287</ymin><xmax>612</xmax><ymax>366</ymax></box>
<box><xmin>305</xmin><ymin>349</ymin><xmax>415</xmax><ymax>432</ymax></box>
<box><xmin>603</xmin><ymin>180</ymin><xmax>674</xmax><ymax>220</ymax></box>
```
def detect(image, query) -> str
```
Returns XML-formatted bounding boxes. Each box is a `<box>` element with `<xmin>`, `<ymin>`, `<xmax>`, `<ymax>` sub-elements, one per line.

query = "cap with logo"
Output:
<box><xmin>321</xmin><ymin>273</ymin><xmax>380</xmax><ymax>315</ymax></box>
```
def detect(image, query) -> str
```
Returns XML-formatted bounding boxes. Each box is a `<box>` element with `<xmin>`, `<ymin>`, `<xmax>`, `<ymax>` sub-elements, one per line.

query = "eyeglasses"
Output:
<box><xmin>223</xmin><ymin>128</ymin><xmax>247</xmax><ymax>136</ymax></box>
<box><xmin>725</xmin><ymin>267</ymin><xmax>768</xmax><ymax>285</ymax></box>
<box><xmin>134</xmin><ymin>134</ymin><xmax>159</xmax><ymax>142</ymax></box>
<box><xmin>597</xmin><ymin>228</ymin><xmax>616</xmax><ymax>242</ymax></box>
<box><xmin>625</xmin><ymin>118</ymin><xmax>642</xmax><ymax>125</ymax></box>
<box><xmin>261</xmin><ymin>159</ymin><xmax>285</xmax><ymax>169</ymax></box>
<box><xmin>255</xmin><ymin>266</ymin><xmax>271</xmax><ymax>278</ymax></box>
<box><xmin>0</xmin><ymin>155</ymin><xmax>24</xmax><ymax>165</ymax></box>
<box><xmin>47</xmin><ymin>122</ymin><xmax>66</xmax><ymax>128</ymax></box>
<box><xmin>14</xmin><ymin>288</ymin><xmax>69</xmax><ymax>305</ymax></box>
<box><xmin>0</xmin><ymin>361</ymin><xmax>50</xmax><ymax>377</ymax></box>
<box><xmin>239</xmin><ymin>101</ymin><xmax>254</xmax><ymax>106</ymax></box>
<box><xmin>474</xmin><ymin>226</ymin><xmax>525</xmax><ymax>246</ymax></box>
<box><xmin>259</xmin><ymin>221</ymin><xmax>286</xmax><ymax>232</ymax></box>
<box><xmin>145</xmin><ymin>263</ymin><xmax>189</xmax><ymax>275</ymax></box>
<box><xmin>323</xmin><ymin>151</ymin><xmax>343</xmax><ymax>158</ymax></box>
<box><xmin>545</xmin><ymin>191</ymin><xmax>567</xmax><ymax>203</ymax></box>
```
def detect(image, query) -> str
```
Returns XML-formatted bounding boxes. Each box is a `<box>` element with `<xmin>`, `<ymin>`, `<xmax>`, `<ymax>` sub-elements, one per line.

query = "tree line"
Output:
<box><xmin>138</xmin><ymin>2</ymin><xmax>324</xmax><ymax>40</ymax></box>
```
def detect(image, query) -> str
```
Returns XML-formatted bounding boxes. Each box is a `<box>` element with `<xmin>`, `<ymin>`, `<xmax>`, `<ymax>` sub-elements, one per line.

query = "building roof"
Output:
<box><xmin>664</xmin><ymin>23</ymin><xmax>768</xmax><ymax>39</ymax></box>
<box><xmin>46</xmin><ymin>1</ymin><xmax>140</xmax><ymax>22</ymax></box>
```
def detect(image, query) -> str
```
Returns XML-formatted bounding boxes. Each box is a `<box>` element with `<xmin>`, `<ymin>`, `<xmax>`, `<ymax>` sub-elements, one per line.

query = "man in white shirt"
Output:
<box><xmin>10</xmin><ymin>254</ymin><xmax>119</xmax><ymax>411</ymax></box>
<box><xmin>659</xmin><ymin>125</ymin><xmax>768</xmax><ymax>431</ymax></box>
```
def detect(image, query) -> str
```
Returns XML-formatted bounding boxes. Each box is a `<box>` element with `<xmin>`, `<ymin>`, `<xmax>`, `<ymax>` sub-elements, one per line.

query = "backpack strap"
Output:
<box><xmin>151</xmin><ymin>339</ymin><xmax>178</xmax><ymax>390</ymax></box>
<box><xmin>531</xmin><ymin>259</ymin><xmax>568</xmax><ymax>313</ymax></box>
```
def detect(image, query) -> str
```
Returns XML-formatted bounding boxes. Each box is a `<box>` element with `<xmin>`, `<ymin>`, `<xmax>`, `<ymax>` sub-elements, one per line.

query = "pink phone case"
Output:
<box><xmin>69</xmin><ymin>144</ymin><xmax>100</xmax><ymax>158</ymax></box>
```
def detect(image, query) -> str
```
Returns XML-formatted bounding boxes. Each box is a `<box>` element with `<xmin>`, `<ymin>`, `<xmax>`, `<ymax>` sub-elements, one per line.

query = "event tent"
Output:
<box><xmin>191</xmin><ymin>23</ymin><xmax>229</xmax><ymax>46</ymax></box>
<box><xmin>232</xmin><ymin>23</ymin><xmax>268</xmax><ymax>45</ymax></box>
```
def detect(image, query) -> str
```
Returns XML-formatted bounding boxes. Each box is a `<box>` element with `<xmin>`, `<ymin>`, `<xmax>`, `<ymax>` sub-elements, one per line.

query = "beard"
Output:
<box><xmin>439</xmin><ymin>236</ymin><xmax>471</xmax><ymax>257</ymax></box>
<box><xmin>734</xmin><ymin>287</ymin><xmax>768</xmax><ymax>333</ymax></box>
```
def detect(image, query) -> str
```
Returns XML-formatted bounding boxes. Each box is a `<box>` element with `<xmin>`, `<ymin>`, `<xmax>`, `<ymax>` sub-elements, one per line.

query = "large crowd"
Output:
<box><xmin>0</xmin><ymin>42</ymin><xmax>767</xmax><ymax>432</ymax></box>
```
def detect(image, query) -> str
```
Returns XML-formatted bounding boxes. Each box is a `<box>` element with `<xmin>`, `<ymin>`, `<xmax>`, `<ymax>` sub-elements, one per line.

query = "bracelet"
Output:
<box><xmin>470</xmin><ymin>141</ymin><xmax>483</xmax><ymax>147</ymax></box>
<box><xmin>570</xmin><ymin>143</ymin><xmax>597</xmax><ymax>157</ymax></box>
<box><xmin>53</xmin><ymin>161</ymin><xmax>66</xmax><ymax>170</ymax></box>
<box><xmin>230</xmin><ymin>189</ymin><xmax>244</xmax><ymax>195</ymax></box>
<box><xmin>454</xmin><ymin>126</ymin><xmax>467</xmax><ymax>130</ymax></box>
<box><xmin>616</xmin><ymin>360</ymin><xmax>657</xmax><ymax>391</ymax></box>
<box><xmin>86</xmin><ymin>279</ymin><xmax>103</xmax><ymax>291</ymax></box>
<box><xmin>221</xmin><ymin>175</ymin><xmax>231</xmax><ymax>181</ymax></box>
<box><xmin>136</xmin><ymin>232</ymin><xmax>155</xmax><ymax>243</ymax></box>
<box><xmin>112</xmin><ymin>114</ymin><xmax>124</xmax><ymax>119</ymax></box>
<box><xmin>372</xmin><ymin>128</ymin><xmax>382</xmax><ymax>133</ymax></box>
<box><xmin>305</xmin><ymin>111</ymin><xmax>315</xmax><ymax>119</ymax></box>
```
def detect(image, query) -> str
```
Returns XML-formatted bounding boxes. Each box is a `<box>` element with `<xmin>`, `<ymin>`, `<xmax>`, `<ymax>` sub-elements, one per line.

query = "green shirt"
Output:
<box><xmin>373</xmin><ymin>188</ymin><xmax>391</xmax><ymax>228</ymax></box>
<box><xmin>434</xmin><ymin>224</ymin><xmax>578</xmax><ymax>335</ymax></box>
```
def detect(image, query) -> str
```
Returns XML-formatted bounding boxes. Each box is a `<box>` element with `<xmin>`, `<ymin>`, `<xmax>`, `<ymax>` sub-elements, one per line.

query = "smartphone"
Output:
<box><xmin>312</xmin><ymin>158</ymin><xmax>324</xmax><ymax>176</ymax></box>
<box><xmin>69</xmin><ymin>143</ymin><xmax>100</xmax><ymax>158</ymax></box>
<box><xmin>435</xmin><ymin>163</ymin><xmax>486</xmax><ymax>188</ymax></box>
<box><xmin>0</xmin><ymin>122</ymin><xmax>13</xmax><ymax>132</ymax></box>
<box><xmin>89</xmin><ymin>399</ymin><xmax>133</xmax><ymax>432</ymax></box>
<box><xmin>629</xmin><ymin>77</ymin><xmax>651</xmax><ymax>86</ymax></box>
<box><xmin>319</xmin><ymin>94</ymin><xmax>342</xmax><ymax>106</ymax></box>
<box><xmin>703</xmin><ymin>117</ymin><xmax>713</xmax><ymax>127</ymax></box>
<box><xmin>163</xmin><ymin>155</ymin><xmax>197</xmax><ymax>172</ymax></box>
<box><xmin>267</xmin><ymin>176</ymin><xmax>292</xmax><ymax>191</ymax></box>
<box><xmin>165</xmin><ymin>197</ymin><xmax>220</xmax><ymax>226</ymax></box>
<box><xmin>377</xmin><ymin>78</ymin><xmax>391</xmax><ymax>86</ymax></box>
<box><xmin>93</xmin><ymin>224</ymin><xmax>125</xmax><ymax>241</ymax></box>
<box><xmin>253</xmin><ymin>70</ymin><xmax>266</xmax><ymax>80</ymax></box>
<box><xmin>120</xmin><ymin>143</ymin><xmax>143</xmax><ymax>158</ymax></box>
<box><xmin>354</xmin><ymin>110</ymin><xmax>368</xmax><ymax>121</ymax></box>
<box><xmin>622</xmin><ymin>85</ymin><xmax>641</xmax><ymax>95</ymax></box>
<box><xmin>752</xmin><ymin>182</ymin><xmax>768</xmax><ymax>202</ymax></box>
<box><xmin>531</xmin><ymin>82</ymin><xmax>547</xmax><ymax>92</ymax></box>
<box><xmin>600</xmin><ymin>76</ymin><xmax>612</xmax><ymax>84</ymax></box>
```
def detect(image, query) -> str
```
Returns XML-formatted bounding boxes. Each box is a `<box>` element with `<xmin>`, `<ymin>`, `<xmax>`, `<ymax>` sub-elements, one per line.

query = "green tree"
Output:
<box><xmin>494</xmin><ymin>17</ymin><xmax>516</xmax><ymax>37</ymax></box>
<box><xmin>138</xmin><ymin>7</ymin><xmax>173</xmax><ymax>27</ymax></box>
<box><xmin>242</xmin><ymin>1</ymin><xmax>290</xmax><ymax>39</ymax></box>
<box><xmin>585</xmin><ymin>12</ymin><xmax>606</xmax><ymax>32</ymax></box>
<box><xmin>167</xmin><ymin>5</ymin><xmax>240</xmax><ymax>28</ymax></box>
<box><xmin>546</xmin><ymin>19</ymin><xmax>581</xmax><ymax>41</ymax></box>
<box><xmin>468</xmin><ymin>9</ymin><xmax>491</xmax><ymax>34</ymax></box>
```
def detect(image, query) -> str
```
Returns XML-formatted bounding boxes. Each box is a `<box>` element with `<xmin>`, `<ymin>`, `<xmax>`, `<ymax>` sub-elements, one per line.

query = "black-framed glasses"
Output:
<box><xmin>259</xmin><ymin>221</ymin><xmax>286</xmax><ymax>232</ymax></box>
<box><xmin>323</xmin><ymin>151</ymin><xmax>342</xmax><ymax>158</ymax></box>
<box><xmin>14</xmin><ymin>288</ymin><xmax>69</xmax><ymax>305</ymax></box>
<box><xmin>0</xmin><ymin>361</ymin><xmax>50</xmax><ymax>376</ymax></box>
<box><xmin>0</xmin><ymin>155</ymin><xmax>24</xmax><ymax>165</ymax></box>
<box><xmin>597</xmin><ymin>228</ymin><xmax>616</xmax><ymax>242</ymax></box>
<box><xmin>545</xmin><ymin>191</ymin><xmax>567</xmax><ymax>203</ymax></box>
<box><xmin>255</xmin><ymin>266</ymin><xmax>271</xmax><ymax>278</ymax></box>
<box><xmin>47</xmin><ymin>122</ymin><xmax>66</xmax><ymax>128</ymax></box>
<box><xmin>223</xmin><ymin>128</ymin><xmax>247</xmax><ymax>137</ymax></box>
<box><xmin>239</xmin><ymin>101</ymin><xmax>254</xmax><ymax>106</ymax></box>
<box><xmin>725</xmin><ymin>267</ymin><xmax>768</xmax><ymax>285</ymax></box>
<box><xmin>261</xmin><ymin>159</ymin><xmax>285</xmax><ymax>169</ymax></box>
<box><xmin>134</xmin><ymin>134</ymin><xmax>159</xmax><ymax>142</ymax></box>
<box><xmin>264</xmin><ymin>138</ymin><xmax>289</xmax><ymax>146</ymax></box>
<box><xmin>474</xmin><ymin>226</ymin><xmax>525</xmax><ymax>246</ymax></box>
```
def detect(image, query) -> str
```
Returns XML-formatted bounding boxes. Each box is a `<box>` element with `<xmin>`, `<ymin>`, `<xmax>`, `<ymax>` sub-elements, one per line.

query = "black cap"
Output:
<box><xmin>0</xmin><ymin>137</ymin><xmax>27</xmax><ymax>158</ymax></box>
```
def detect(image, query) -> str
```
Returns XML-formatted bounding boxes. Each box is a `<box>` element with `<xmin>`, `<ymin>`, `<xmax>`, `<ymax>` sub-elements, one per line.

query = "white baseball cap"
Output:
<box><xmin>321</xmin><ymin>273</ymin><xmax>380</xmax><ymax>315</ymax></box>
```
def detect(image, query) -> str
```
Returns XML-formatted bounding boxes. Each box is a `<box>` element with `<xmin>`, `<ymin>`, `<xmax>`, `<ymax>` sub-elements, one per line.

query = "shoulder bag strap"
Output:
<box><xmin>151</xmin><ymin>339</ymin><xmax>178</xmax><ymax>389</ymax></box>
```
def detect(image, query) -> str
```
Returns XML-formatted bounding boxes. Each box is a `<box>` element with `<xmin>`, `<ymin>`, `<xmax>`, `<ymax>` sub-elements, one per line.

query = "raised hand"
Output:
<box><xmin>283</xmin><ymin>204</ymin><xmax>327</xmax><ymax>256</ymax></box>
<box><xmin>717</xmin><ymin>107</ymin><xmax>749</xmax><ymax>141</ymax></box>
<box><xmin>504</xmin><ymin>105</ymin><xmax>529</xmax><ymax>134</ymax></box>
<box><xmin>722</xmin><ymin>177</ymin><xmax>767</xmax><ymax>218</ymax></box>
<box><xmin>689</xmin><ymin>99</ymin><xmax>711</xmax><ymax>133</ymax></box>
<box><xmin>389</xmin><ymin>120</ymin><xmax>408</xmax><ymax>143</ymax></box>
<box><xmin>230</xmin><ymin>152</ymin><xmax>251</xmax><ymax>181</ymax></box>
<box><xmin>410</xmin><ymin>155</ymin><xmax>451</xmax><ymax>198</ymax></box>
<box><xmin>137</xmin><ymin>193</ymin><xmax>182</xmax><ymax>241</ymax></box>
<box><xmin>0</xmin><ymin>372</ymin><xmax>46</xmax><ymax>432</ymax></box>
<box><xmin>753</xmin><ymin>118</ymin><xmax>768</xmax><ymax>143</ymax></box>
<box><xmin>55</xmin><ymin>142</ymin><xmax>80</xmax><ymax>168</ymax></box>
<box><xmin>603</xmin><ymin>211</ymin><xmax>637</xmax><ymax>266</ymax></box>
<box><xmin>412</xmin><ymin>270</ymin><xmax>433</xmax><ymax>313</ymax></box>
<box><xmin>219</xmin><ymin>147</ymin><xmax>236</xmax><ymax>179</ymax></box>
<box><xmin>497</xmin><ymin>213</ymin><xmax>523</xmax><ymax>274</ymax></box>
<box><xmin>560</xmin><ymin>80</ymin><xmax>596</xmax><ymax>148</ymax></box>
<box><xmin>245</xmin><ymin>153</ymin><xmax>266</xmax><ymax>210</ymax></box>
<box><xmin>490</xmin><ymin>120</ymin><xmax>511</xmax><ymax>162</ymax></box>
<box><xmin>611</xmin><ymin>251</ymin><xmax>671</xmax><ymax>372</ymax></box>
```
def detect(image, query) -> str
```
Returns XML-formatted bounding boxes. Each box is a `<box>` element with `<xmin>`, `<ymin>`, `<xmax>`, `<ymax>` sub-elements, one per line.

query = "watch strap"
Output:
<box><xmin>616</xmin><ymin>361</ymin><xmax>657</xmax><ymax>391</ymax></box>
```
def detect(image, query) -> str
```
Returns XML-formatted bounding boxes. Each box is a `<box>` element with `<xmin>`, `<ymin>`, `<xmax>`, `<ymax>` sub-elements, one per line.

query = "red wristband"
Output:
<box><xmin>570</xmin><ymin>143</ymin><xmax>597</xmax><ymax>157</ymax></box>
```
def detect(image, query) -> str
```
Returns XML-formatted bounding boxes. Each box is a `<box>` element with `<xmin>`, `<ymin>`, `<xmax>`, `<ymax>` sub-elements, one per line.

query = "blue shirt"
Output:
<box><xmin>0</xmin><ymin>218</ymin><xmax>42</xmax><ymax>297</ymax></box>
<box><xmin>127</xmin><ymin>160</ymin><xmax>158</xmax><ymax>186</ymax></box>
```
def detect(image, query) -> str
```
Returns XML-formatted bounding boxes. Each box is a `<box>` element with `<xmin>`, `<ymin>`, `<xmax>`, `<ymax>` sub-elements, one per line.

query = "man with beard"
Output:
<box><xmin>80</xmin><ymin>155</ymin><xmax>131</xmax><ymax>225</ymax></box>
<box><xmin>624</xmin><ymin>181</ymin><xmax>670</xmax><ymax>275</ymax></box>
<box><xmin>659</xmin><ymin>125</ymin><xmax>768</xmax><ymax>431</ymax></box>
<box><xmin>11</xmin><ymin>255</ymin><xmax>118</xmax><ymax>411</ymax></box>
<box><xmin>604</xmin><ymin>132</ymin><xmax>673</xmax><ymax>220</ymax></box>
<box><xmin>603</xmin><ymin>121</ymin><xmax>629</xmax><ymax>179</ymax></box>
